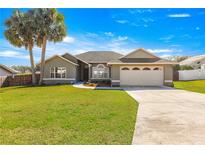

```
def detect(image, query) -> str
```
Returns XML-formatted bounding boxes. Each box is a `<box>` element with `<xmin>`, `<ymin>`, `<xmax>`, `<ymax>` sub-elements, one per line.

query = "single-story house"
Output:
<box><xmin>41</xmin><ymin>48</ymin><xmax>177</xmax><ymax>86</ymax></box>
<box><xmin>0</xmin><ymin>64</ymin><xmax>17</xmax><ymax>76</ymax></box>
<box><xmin>180</xmin><ymin>55</ymin><xmax>205</xmax><ymax>69</ymax></box>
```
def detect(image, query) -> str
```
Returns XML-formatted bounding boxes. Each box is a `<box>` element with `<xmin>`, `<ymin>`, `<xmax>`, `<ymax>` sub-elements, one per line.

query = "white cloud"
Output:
<box><xmin>160</xmin><ymin>54</ymin><xmax>172</xmax><ymax>58</ymax></box>
<box><xmin>85</xmin><ymin>32</ymin><xmax>98</xmax><ymax>38</ymax></box>
<box><xmin>196</xmin><ymin>27</ymin><xmax>200</xmax><ymax>30</ymax></box>
<box><xmin>0</xmin><ymin>50</ymin><xmax>29</xmax><ymax>59</ymax></box>
<box><xmin>143</xmin><ymin>24</ymin><xmax>148</xmax><ymax>28</ymax></box>
<box><xmin>147</xmin><ymin>49</ymin><xmax>174</xmax><ymax>53</ymax></box>
<box><xmin>128</xmin><ymin>9</ymin><xmax>153</xmax><ymax>14</ymax></box>
<box><xmin>170</xmin><ymin>44</ymin><xmax>181</xmax><ymax>47</ymax></box>
<box><xmin>168</xmin><ymin>14</ymin><xmax>191</xmax><ymax>18</ymax></box>
<box><xmin>117</xmin><ymin>36</ymin><xmax>128</xmax><ymax>41</ymax></box>
<box><xmin>115</xmin><ymin>20</ymin><xmax>129</xmax><ymax>24</ymax></box>
<box><xmin>130</xmin><ymin>23</ymin><xmax>140</xmax><ymax>27</ymax></box>
<box><xmin>0</xmin><ymin>33</ymin><xmax>137</xmax><ymax>63</ymax></box>
<box><xmin>142</xmin><ymin>18</ymin><xmax>155</xmax><ymax>23</ymax></box>
<box><xmin>180</xmin><ymin>34</ymin><xmax>192</xmax><ymax>39</ymax></box>
<box><xmin>160</xmin><ymin>35</ymin><xmax>174</xmax><ymax>41</ymax></box>
<box><xmin>63</xmin><ymin>36</ymin><xmax>75</xmax><ymax>43</ymax></box>
<box><xmin>104</xmin><ymin>32</ymin><xmax>114</xmax><ymax>37</ymax></box>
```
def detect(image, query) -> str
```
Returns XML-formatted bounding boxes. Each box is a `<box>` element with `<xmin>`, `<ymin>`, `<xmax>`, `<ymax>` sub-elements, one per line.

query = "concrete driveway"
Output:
<box><xmin>124</xmin><ymin>86</ymin><xmax>205</xmax><ymax>144</ymax></box>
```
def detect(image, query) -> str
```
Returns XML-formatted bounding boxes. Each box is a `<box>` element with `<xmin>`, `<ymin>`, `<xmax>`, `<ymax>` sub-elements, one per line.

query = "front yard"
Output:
<box><xmin>0</xmin><ymin>85</ymin><xmax>137</xmax><ymax>144</ymax></box>
<box><xmin>174</xmin><ymin>80</ymin><xmax>205</xmax><ymax>94</ymax></box>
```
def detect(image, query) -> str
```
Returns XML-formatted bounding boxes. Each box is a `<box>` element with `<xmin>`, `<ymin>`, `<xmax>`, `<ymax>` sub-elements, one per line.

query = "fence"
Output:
<box><xmin>0</xmin><ymin>76</ymin><xmax>7</xmax><ymax>87</ymax></box>
<box><xmin>0</xmin><ymin>74</ymin><xmax>40</xmax><ymax>88</ymax></box>
<box><xmin>173</xmin><ymin>71</ymin><xmax>179</xmax><ymax>81</ymax></box>
<box><xmin>178</xmin><ymin>69</ymin><xmax>205</xmax><ymax>81</ymax></box>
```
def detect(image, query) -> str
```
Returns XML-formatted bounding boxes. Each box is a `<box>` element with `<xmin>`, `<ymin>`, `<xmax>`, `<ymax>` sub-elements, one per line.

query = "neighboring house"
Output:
<box><xmin>0</xmin><ymin>64</ymin><xmax>17</xmax><ymax>76</ymax></box>
<box><xmin>180</xmin><ymin>55</ymin><xmax>205</xmax><ymax>69</ymax></box>
<box><xmin>40</xmin><ymin>48</ymin><xmax>177</xmax><ymax>86</ymax></box>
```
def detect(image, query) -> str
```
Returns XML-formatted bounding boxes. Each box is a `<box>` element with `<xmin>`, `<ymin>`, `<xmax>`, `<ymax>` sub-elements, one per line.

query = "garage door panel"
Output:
<box><xmin>120</xmin><ymin>70</ymin><xmax>163</xmax><ymax>86</ymax></box>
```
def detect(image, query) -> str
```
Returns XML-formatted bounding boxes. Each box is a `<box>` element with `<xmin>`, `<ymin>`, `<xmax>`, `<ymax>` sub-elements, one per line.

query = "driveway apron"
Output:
<box><xmin>124</xmin><ymin>86</ymin><xmax>205</xmax><ymax>144</ymax></box>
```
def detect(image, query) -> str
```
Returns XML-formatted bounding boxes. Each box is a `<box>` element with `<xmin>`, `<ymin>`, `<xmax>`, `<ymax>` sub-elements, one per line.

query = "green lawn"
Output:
<box><xmin>174</xmin><ymin>80</ymin><xmax>205</xmax><ymax>94</ymax></box>
<box><xmin>0</xmin><ymin>85</ymin><xmax>137</xmax><ymax>144</ymax></box>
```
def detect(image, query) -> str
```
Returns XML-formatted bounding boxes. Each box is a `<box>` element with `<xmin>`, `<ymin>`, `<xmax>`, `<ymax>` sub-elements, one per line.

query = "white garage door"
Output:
<box><xmin>120</xmin><ymin>66</ymin><xmax>164</xmax><ymax>86</ymax></box>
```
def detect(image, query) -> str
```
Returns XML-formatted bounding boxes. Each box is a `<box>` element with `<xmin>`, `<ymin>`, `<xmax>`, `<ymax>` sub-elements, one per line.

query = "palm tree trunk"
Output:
<box><xmin>39</xmin><ymin>36</ymin><xmax>47</xmax><ymax>85</ymax></box>
<box><xmin>28</xmin><ymin>44</ymin><xmax>36</xmax><ymax>85</ymax></box>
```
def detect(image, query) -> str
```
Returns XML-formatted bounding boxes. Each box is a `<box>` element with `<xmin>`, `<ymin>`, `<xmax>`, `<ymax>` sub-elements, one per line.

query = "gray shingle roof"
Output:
<box><xmin>108</xmin><ymin>58</ymin><xmax>177</xmax><ymax>64</ymax></box>
<box><xmin>75</xmin><ymin>51</ymin><xmax>123</xmax><ymax>63</ymax></box>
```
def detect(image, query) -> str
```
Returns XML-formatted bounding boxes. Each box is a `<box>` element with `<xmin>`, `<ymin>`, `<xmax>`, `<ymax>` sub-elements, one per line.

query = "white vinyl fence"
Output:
<box><xmin>179</xmin><ymin>69</ymin><xmax>205</xmax><ymax>81</ymax></box>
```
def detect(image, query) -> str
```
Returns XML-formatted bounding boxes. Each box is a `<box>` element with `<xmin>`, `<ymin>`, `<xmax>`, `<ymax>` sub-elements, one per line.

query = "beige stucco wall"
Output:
<box><xmin>111</xmin><ymin>65</ymin><xmax>120</xmax><ymax>80</ymax></box>
<box><xmin>43</xmin><ymin>56</ymin><xmax>77</xmax><ymax>79</ymax></box>
<box><xmin>110</xmin><ymin>64</ymin><xmax>174</xmax><ymax>87</ymax></box>
<box><xmin>164</xmin><ymin>65</ymin><xmax>174</xmax><ymax>86</ymax></box>
<box><xmin>164</xmin><ymin>65</ymin><xmax>173</xmax><ymax>80</ymax></box>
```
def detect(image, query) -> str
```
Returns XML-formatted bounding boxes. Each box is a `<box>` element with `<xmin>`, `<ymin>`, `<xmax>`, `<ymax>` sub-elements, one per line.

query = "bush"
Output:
<box><xmin>174</xmin><ymin>65</ymin><xmax>194</xmax><ymax>70</ymax></box>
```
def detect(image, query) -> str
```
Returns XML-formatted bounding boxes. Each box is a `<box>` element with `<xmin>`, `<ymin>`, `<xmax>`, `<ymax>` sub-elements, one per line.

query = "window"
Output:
<box><xmin>132</xmin><ymin>67</ymin><xmax>140</xmax><ymax>70</ymax></box>
<box><xmin>50</xmin><ymin>67</ymin><xmax>55</xmax><ymax>78</ymax></box>
<box><xmin>121</xmin><ymin>67</ymin><xmax>129</xmax><ymax>70</ymax></box>
<box><xmin>50</xmin><ymin>67</ymin><xmax>66</xmax><ymax>78</ymax></box>
<box><xmin>92</xmin><ymin>64</ymin><xmax>109</xmax><ymax>79</ymax></box>
<box><xmin>143</xmin><ymin>67</ymin><xmax>151</xmax><ymax>70</ymax></box>
<box><xmin>153</xmin><ymin>67</ymin><xmax>159</xmax><ymax>70</ymax></box>
<box><xmin>97</xmin><ymin>64</ymin><xmax>105</xmax><ymax>69</ymax></box>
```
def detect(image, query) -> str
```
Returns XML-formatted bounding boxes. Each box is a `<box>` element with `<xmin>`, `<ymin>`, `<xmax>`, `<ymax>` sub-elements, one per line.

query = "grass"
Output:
<box><xmin>0</xmin><ymin>85</ymin><xmax>138</xmax><ymax>144</ymax></box>
<box><xmin>174</xmin><ymin>80</ymin><xmax>205</xmax><ymax>94</ymax></box>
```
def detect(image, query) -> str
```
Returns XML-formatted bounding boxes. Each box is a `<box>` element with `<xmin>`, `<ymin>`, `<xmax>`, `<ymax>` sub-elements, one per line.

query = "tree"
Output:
<box><xmin>11</xmin><ymin>65</ymin><xmax>32</xmax><ymax>73</ymax></box>
<box><xmin>165</xmin><ymin>56</ymin><xmax>191</xmax><ymax>62</ymax></box>
<box><xmin>29</xmin><ymin>9</ymin><xmax>67</xmax><ymax>85</ymax></box>
<box><xmin>174</xmin><ymin>65</ymin><xmax>193</xmax><ymax>71</ymax></box>
<box><xmin>4</xmin><ymin>10</ymin><xmax>36</xmax><ymax>84</ymax></box>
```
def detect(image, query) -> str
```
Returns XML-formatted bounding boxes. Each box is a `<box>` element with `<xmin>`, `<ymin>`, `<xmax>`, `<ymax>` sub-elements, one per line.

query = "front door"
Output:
<box><xmin>83</xmin><ymin>68</ymin><xmax>89</xmax><ymax>81</ymax></box>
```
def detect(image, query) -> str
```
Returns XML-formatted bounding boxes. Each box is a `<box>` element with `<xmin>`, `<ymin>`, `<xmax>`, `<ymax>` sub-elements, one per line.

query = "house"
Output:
<box><xmin>180</xmin><ymin>55</ymin><xmax>205</xmax><ymax>69</ymax></box>
<box><xmin>41</xmin><ymin>48</ymin><xmax>177</xmax><ymax>86</ymax></box>
<box><xmin>0</xmin><ymin>64</ymin><xmax>17</xmax><ymax>76</ymax></box>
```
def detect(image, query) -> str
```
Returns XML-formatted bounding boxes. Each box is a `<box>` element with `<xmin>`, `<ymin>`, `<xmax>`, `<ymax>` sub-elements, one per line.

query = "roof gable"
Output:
<box><xmin>0</xmin><ymin>64</ymin><xmax>17</xmax><ymax>74</ymax></box>
<box><xmin>62</xmin><ymin>53</ymin><xmax>78</xmax><ymax>64</ymax></box>
<box><xmin>62</xmin><ymin>53</ymin><xmax>89</xmax><ymax>64</ymax></box>
<box><xmin>42</xmin><ymin>55</ymin><xmax>79</xmax><ymax>66</ymax></box>
<box><xmin>121</xmin><ymin>48</ymin><xmax>159</xmax><ymax>59</ymax></box>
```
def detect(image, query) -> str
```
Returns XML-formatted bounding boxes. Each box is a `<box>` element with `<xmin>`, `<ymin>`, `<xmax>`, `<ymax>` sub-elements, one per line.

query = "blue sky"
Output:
<box><xmin>0</xmin><ymin>8</ymin><xmax>205</xmax><ymax>66</ymax></box>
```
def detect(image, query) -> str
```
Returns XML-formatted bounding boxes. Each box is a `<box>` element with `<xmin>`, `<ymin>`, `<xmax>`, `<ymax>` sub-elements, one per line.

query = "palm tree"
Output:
<box><xmin>4</xmin><ymin>10</ymin><xmax>36</xmax><ymax>84</ymax></box>
<box><xmin>29</xmin><ymin>9</ymin><xmax>67</xmax><ymax>85</ymax></box>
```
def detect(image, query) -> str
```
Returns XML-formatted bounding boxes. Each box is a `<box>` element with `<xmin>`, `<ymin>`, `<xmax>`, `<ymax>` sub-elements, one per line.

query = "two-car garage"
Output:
<box><xmin>120</xmin><ymin>66</ymin><xmax>164</xmax><ymax>86</ymax></box>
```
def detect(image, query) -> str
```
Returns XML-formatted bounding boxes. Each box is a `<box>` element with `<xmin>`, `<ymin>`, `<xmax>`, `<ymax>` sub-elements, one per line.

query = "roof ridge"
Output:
<box><xmin>75</xmin><ymin>50</ymin><xmax>123</xmax><ymax>55</ymax></box>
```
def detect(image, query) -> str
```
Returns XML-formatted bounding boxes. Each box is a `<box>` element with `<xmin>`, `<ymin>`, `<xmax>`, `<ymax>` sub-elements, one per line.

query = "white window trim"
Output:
<box><xmin>50</xmin><ymin>67</ymin><xmax>66</xmax><ymax>79</ymax></box>
<box><xmin>91</xmin><ymin>76</ymin><xmax>111</xmax><ymax>79</ymax></box>
<box><xmin>92</xmin><ymin>64</ymin><xmax>109</xmax><ymax>79</ymax></box>
<box><xmin>164</xmin><ymin>80</ymin><xmax>173</xmax><ymax>82</ymax></box>
<box><xmin>112</xmin><ymin>80</ymin><xmax>120</xmax><ymax>82</ymax></box>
